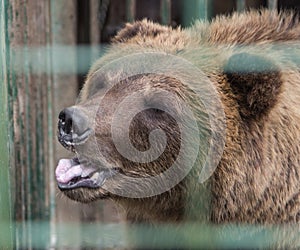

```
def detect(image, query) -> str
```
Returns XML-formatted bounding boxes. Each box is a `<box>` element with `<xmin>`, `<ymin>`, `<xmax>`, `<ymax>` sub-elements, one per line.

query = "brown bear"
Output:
<box><xmin>56</xmin><ymin>10</ymin><xmax>300</xmax><ymax>248</ymax></box>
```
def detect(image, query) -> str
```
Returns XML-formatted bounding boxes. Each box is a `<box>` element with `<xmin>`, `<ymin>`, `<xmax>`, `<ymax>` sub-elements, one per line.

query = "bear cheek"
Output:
<box><xmin>127</xmin><ymin>111</ymin><xmax>180</xmax><ymax>174</ymax></box>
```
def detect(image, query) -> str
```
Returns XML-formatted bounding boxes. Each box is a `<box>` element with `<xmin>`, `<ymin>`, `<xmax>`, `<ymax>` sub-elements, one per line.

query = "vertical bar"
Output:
<box><xmin>126</xmin><ymin>0</ymin><xmax>136</xmax><ymax>22</ymax></box>
<box><xmin>197</xmin><ymin>0</ymin><xmax>212</xmax><ymax>21</ymax></box>
<box><xmin>77</xmin><ymin>0</ymin><xmax>91</xmax><ymax>83</ymax></box>
<box><xmin>160</xmin><ymin>0</ymin><xmax>171</xmax><ymax>25</ymax></box>
<box><xmin>268</xmin><ymin>0</ymin><xmax>278</xmax><ymax>10</ymax></box>
<box><xmin>90</xmin><ymin>0</ymin><xmax>100</xmax><ymax>43</ymax></box>
<box><xmin>0</xmin><ymin>0</ymin><xmax>14</xmax><ymax>249</ymax></box>
<box><xmin>7</xmin><ymin>0</ymin><xmax>56</xmax><ymax>248</ymax></box>
<box><xmin>236</xmin><ymin>0</ymin><xmax>246</xmax><ymax>12</ymax></box>
<box><xmin>50</xmin><ymin>0</ymin><xmax>81</xmax><ymax>248</ymax></box>
<box><xmin>98</xmin><ymin>0</ymin><xmax>110</xmax><ymax>36</ymax></box>
<box><xmin>181</xmin><ymin>0</ymin><xmax>212</xmax><ymax>27</ymax></box>
<box><xmin>90</xmin><ymin>0</ymin><xmax>101</xmax><ymax>63</ymax></box>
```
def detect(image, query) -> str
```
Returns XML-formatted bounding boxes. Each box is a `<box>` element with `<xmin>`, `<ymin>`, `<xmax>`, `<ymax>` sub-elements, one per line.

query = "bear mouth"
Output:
<box><xmin>57</xmin><ymin>126</ymin><xmax>93</xmax><ymax>153</ymax></box>
<box><xmin>55</xmin><ymin>157</ymin><xmax>117</xmax><ymax>190</ymax></box>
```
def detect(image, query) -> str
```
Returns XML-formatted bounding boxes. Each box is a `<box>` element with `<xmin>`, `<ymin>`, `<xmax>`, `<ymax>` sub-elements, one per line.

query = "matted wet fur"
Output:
<box><xmin>57</xmin><ymin>10</ymin><xmax>300</xmax><ymax>248</ymax></box>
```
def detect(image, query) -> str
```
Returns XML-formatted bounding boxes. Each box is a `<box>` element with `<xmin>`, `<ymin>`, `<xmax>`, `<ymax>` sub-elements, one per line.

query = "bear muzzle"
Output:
<box><xmin>56</xmin><ymin>107</ymin><xmax>117</xmax><ymax>191</ymax></box>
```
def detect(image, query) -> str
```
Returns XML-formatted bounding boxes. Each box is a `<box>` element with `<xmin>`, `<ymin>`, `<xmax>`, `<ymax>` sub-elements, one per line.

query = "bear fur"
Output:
<box><xmin>56</xmin><ymin>10</ymin><xmax>300</xmax><ymax>248</ymax></box>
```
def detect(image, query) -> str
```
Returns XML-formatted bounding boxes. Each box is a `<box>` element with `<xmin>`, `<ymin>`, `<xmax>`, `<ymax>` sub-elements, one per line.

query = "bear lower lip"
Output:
<box><xmin>57</xmin><ymin>171</ymin><xmax>108</xmax><ymax>190</ymax></box>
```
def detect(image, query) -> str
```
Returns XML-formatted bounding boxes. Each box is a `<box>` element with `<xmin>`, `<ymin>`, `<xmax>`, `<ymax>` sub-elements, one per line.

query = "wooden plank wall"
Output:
<box><xmin>5</xmin><ymin>0</ymin><xmax>54</xmax><ymax>248</ymax></box>
<box><xmin>0</xmin><ymin>0</ymin><xmax>13</xmax><ymax>249</ymax></box>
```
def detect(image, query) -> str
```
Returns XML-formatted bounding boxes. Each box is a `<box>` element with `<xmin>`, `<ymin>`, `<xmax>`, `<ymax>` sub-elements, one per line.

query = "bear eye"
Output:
<box><xmin>86</xmin><ymin>72</ymin><xmax>109</xmax><ymax>98</ymax></box>
<box><xmin>150</xmin><ymin>108</ymin><xmax>165</xmax><ymax>114</ymax></box>
<box><xmin>144</xmin><ymin>108</ymin><xmax>167</xmax><ymax>119</ymax></box>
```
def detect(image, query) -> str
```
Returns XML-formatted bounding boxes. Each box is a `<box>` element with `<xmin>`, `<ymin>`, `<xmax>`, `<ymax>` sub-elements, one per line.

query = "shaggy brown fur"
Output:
<box><xmin>57</xmin><ymin>10</ymin><xmax>300</xmax><ymax>248</ymax></box>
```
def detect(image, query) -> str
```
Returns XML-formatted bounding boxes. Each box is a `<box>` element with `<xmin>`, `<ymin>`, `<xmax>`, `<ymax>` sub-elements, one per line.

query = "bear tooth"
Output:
<box><xmin>91</xmin><ymin>172</ymin><xmax>100</xmax><ymax>182</ymax></box>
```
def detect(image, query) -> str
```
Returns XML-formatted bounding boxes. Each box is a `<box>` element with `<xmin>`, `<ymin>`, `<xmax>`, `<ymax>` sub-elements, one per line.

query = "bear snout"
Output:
<box><xmin>58</xmin><ymin>107</ymin><xmax>93</xmax><ymax>148</ymax></box>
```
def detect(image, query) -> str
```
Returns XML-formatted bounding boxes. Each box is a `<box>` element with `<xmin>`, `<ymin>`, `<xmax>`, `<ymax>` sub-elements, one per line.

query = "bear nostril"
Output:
<box><xmin>59</xmin><ymin>109</ymin><xmax>74</xmax><ymax>135</ymax></box>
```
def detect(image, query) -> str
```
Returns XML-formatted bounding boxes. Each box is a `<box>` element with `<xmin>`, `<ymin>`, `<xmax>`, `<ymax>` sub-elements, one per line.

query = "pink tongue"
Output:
<box><xmin>55</xmin><ymin>159</ymin><xmax>82</xmax><ymax>184</ymax></box>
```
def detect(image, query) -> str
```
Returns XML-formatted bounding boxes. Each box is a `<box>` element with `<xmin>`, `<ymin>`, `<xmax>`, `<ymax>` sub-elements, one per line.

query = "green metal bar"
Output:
<box><xmin>237</xmin><ymin>0</ymin><xmax>246</xmax><ymax>12</ymax></box>
<box><xmin>13</xmin><ymin>45</ymin><xmax>107</xmax><ymax>74</ymax></box>
<box><xmin>181</xmin><ymin>0</ymin><xmax>212</xmax><ymax>27</ymax></box>
<box><xmin>126</xmin><ymin>0</ymin><xmax>136</xmax><ymax>22</ymax></box>
<box><xmin>268</xmin><ymin>0</ymin><xmax>278</xmax><ymax>10</ymax></box>
<box><xmin>0</xmin><ymin>0</ymin><xmax>13</xmax><ymax>249</ymax></box>
<box><xmin>160</xmin><ymin>0</ymin><xmax>171</xmax><ymax>25</ymax></box>
<box><xmin>8</xmin><ymin>44</ymin><xmax>300</xmax><ymax>74</ymax></box>
<box><xmin>0</xmin><ymin>222</ymin><xmax>298</xmax><ymax>249</ymax></box>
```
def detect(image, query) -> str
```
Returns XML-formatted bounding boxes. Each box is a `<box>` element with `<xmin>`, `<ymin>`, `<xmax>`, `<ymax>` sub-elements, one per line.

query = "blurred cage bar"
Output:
<box><xmin>1</xmin><ymin>0</ymin><xmax>300</xmax><ymax>249</ymax></box>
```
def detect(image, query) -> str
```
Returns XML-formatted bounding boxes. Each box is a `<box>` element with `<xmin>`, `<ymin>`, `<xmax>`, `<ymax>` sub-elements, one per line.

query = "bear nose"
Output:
<box><xmin>58</xmin><ymin>107</ymin><xmax>91</xmax><ymax>145</ymax></box>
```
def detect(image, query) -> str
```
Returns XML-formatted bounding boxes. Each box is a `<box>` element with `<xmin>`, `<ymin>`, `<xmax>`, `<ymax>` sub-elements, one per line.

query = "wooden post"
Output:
<box><xmin>50</xmin><ymin>0</ymin><xmax>81</xmax><ymax>249</ymax></box>
<box><xmin>237</xmin><ymin>0</ymin><xmax>247</xmax><ymax>12</ymax></box>
<box><xmin>181</xmin><ymin>0</ymin><xmax>212</xmax><ymax>27</ymax></box>
<box><xmin>126</xmin><ymin>0</ymin><xmax>136</xmax><ymax>22</ymax></box>
<box><xmin>3</xmin><ymin>0</ymin><xmax>67</xmax><ymax>248</ymax></box>
<box><xmin>0</xmin><ymin>1</ymin><xmax>13</xmax><ymax>249</ymax></box>
<box><xmin>268</xmin><ymin>0</ymin><xmax>278</xmax><ymax>10</ymax></box>
<box><xmin>161</xmin><ymin>0</ymin><xmax>171</xmax><ymax>25</ymax></box>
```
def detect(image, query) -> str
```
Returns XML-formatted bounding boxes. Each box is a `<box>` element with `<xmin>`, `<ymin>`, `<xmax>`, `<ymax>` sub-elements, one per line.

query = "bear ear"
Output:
<box><xmin>112</xmin><ymin>19</ymin><xmax>170</xmax><ymax>43</ymax></box>
<box><xmin>224</xmin><ymin>52</ymin><xmax>282</xmax><ymax>119</ymax></box>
